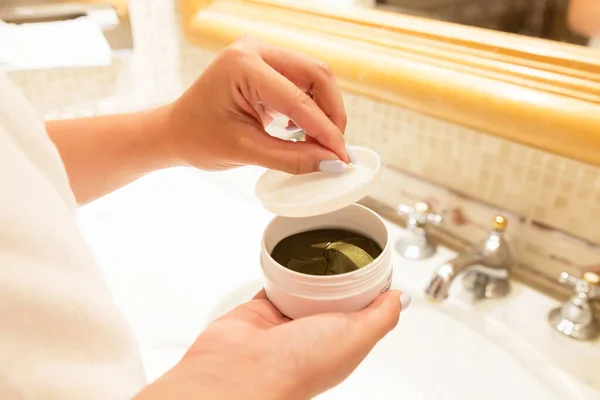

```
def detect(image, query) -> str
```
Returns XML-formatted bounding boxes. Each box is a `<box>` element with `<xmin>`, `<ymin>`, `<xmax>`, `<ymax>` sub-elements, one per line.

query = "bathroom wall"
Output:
<box><xmin>344</xmin><ymin>95</ymin><xmax>600</xmax><ymax>292</ymax></box>
<box><xmin>6</xmin><ymin>0</ymin><xmax>600</xmax><ymax>293</ymax></box>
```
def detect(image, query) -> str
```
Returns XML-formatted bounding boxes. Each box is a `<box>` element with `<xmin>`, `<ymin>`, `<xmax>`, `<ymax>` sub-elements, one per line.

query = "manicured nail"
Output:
<box><xmin>400</xmin><ymin>292</ymin><xmax>412</xmax><ymax>311</ymax></box>
<box><xmin>319</xmin><ymin>159</ymin><xmax>346</xmax><ymax>173</ymax></box>
<box><xmin>285</xmin><ymin>125</ymin><xmax>302</xmax><ymax>133</ymax></box>
<box><xmin>345</xmin><ymin>145</ymin><xmax>358</xmax><ymax>165</ymax></box>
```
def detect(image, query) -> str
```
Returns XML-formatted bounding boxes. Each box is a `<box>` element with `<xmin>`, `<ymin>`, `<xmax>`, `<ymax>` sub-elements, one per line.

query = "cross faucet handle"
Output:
<box><xmin>491</xmin><ymin>215</ymin><xmax>508</xmax><ymax>232</ymax></box>
<box><xmin>558</xmin><ymin>271</ymin><xmax>600</xmax><ymax>299</ymax></box>
<box><xmin>397</xmin><ymin>201</ymin><xmax>442</xmax><ymax>227</ymax></box>
<box><xmin>550</xmin><ymin>270</ymin><xmax>599</xmax><ymax>340</ymax></box>
<box><xmin>395</xmin><ymin>201</ymin><xmax>441</xmax><ymax>260</ymax></box>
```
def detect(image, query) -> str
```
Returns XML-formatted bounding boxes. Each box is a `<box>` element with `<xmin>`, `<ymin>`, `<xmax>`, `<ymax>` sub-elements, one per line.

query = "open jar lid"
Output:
<box><xmin>255</xmin><ymin>146</ymin><xmax>381</xmax><ymax>218</ymax></box>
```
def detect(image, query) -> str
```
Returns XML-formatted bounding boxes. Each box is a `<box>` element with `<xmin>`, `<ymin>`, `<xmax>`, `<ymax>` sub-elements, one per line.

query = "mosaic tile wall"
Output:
<box><xmin>343</xmin><ymin>94</ymin><xmax>600</xmax><ymax>287</ymax></box>
<box><xmin>344</xmin><ymin>95</ymin><xmax>600</xmax><ymax>245</ymax></box>
<box><xmin>6</xmin><ymin>0</ymin><xmax>600</xmax><ymax>288</ymax></box>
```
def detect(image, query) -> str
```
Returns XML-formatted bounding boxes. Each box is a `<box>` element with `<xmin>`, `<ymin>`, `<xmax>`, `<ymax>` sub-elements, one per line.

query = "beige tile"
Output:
<box><xmin>541</xmin><ymin>175</ymin><xmax>558</xmax><ymax>190</ymax></box>
<box><xmin>511</xmin><ymin>145</ymin><xmax>528</xmax><ymax>163</ymax></box>
<box><xmin>591</xmin><ymin>207</ymin><xmax>600</xmax><ymax>222</ymax></box>
<box><xmin>526</xmin><ymin>168</ymin><xmax>541</xmax><ymax>184</ymax></box>
<box><xmin>582</xmin><ymin>167</ymin><xmax>600</xmax><ymax>186</ymax></box>
<box><xmin>558</xmin><ymin>179</ymin><xmax>575</xmax><ymax>193</ymax></box>
<box><xmin>545</xmin><ymin>156</ymin><xmax>563</xmax><ymax>173</ymax></box>
<box><xmin>499</xmin><ymin>142</ymin><xmax>512</xmax><ymax>161</ymax></box>
<box><xmin>534</xmin><ymin>207</ymin><xmax>546</xmax><ymax>220</ymax></box>
<box><xmin>427</xmin><ymin>136</ymin><xmax>439</xmax><ymax>149</ymax></box>
<box><xmin>576</xmin><ymin>185</ymin><xmax>593</xmax><ymax>202</ymax></box>
<box><xmin>529</xmin><ymin>149</ymin><xmax>546</xmax><ymax>167</ymax></box>
<box><xmin>568</xmin><ymin>216</ymin><xmax>583</xmax><ymax>230</ymax></box>
<box><xmin>478</xmin><ymin>167</ymin><xmax>492</xmax><ymax>182</ymax></box>
<box><xmin>508</xmin><ymin>163</ymin><xmax>522</xmax><ymax>179</ymax></box>
<box><xmin>562</xmin><ymin>159</ymin><xmax>582</xmax><ymax>182</ymax></box>
<box><xmin>471</xmin><ymin>133</ymin><xmax>482</xmax><ymax>146</ymax></box>
<box><xmin>553</xmin><ymin>196</ymin><xmax>569</xmax><ymax>209</ymax></box>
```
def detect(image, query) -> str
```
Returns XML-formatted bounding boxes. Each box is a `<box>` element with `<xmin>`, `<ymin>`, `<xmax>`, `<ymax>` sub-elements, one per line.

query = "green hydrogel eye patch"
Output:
<box><xmin>271</xmin><ymin>229</ymin><xmax>383</xmax><ymax>276</ymax></box>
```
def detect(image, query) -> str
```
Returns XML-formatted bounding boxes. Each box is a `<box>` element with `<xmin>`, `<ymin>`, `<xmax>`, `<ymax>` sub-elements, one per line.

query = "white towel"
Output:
<box><xmin>0</xmin><ymin>16</ymin><xmax>112</xmax><ymax>71</ymax></box>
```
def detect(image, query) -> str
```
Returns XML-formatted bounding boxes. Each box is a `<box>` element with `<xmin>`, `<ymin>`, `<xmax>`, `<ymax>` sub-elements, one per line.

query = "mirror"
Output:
<box><xmin>372</xmin><ymin>0</ymin><xmax>596</xmax><ymax>48</ymax></box>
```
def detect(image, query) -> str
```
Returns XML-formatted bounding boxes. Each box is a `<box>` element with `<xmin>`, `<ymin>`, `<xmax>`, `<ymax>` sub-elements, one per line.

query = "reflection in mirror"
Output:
<box><xmin>374</xmin><ymin>0</ymin><xmax>594</xmax><ymax>47</ymax></box>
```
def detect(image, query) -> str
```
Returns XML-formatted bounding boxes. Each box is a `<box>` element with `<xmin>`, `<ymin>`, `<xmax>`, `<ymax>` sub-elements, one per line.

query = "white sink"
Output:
<box><xmin>204</xmin><ymin>279</ymin><xmax>579</xmax><ymax>400</ymax></box>
<box><xmin>78</xmin><ymin>167</ymin><xmax>600</xmax><ymax>400</ymax></box>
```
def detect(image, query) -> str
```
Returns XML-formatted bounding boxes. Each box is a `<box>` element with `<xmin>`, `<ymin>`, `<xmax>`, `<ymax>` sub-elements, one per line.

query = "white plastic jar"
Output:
<box><xmin>260</xmin><ymin>203</ymin><xmax>392</xmax><ymax>319</ymax></box>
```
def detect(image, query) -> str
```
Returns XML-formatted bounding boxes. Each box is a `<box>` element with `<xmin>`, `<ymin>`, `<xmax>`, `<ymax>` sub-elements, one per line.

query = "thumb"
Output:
<box><xmin>240</xmin><ymin>126</ymin><xmax>343</xmax><ymax>174</ymax></box>
<box><xmin>351</xmin><ymin>290</ymin><xmax>405</xmax><ymax>349</ymax></box>
<box><xmin>285</xmin><ymin>290</ymin><xmax>405</xmax><ymax>397</ymax></box>
<box><xmin>319</xmin><ymin>290</ymin><xmax>405</xmax><ymax>372</ymax></box>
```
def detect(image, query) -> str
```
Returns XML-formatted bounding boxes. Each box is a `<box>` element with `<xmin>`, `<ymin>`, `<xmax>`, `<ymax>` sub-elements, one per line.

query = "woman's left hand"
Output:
<box><xmin>135</xmin><ymin>289</ymin><xmax>406</xmax><ymax>400</ymax></box>
<box><xmin>163</xmin><ymin>36</ymin><xmax>351</xmax><ymax>175</ymax></box>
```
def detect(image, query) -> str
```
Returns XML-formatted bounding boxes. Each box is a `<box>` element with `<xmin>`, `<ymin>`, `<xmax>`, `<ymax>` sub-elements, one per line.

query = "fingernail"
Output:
<box><xmin>400</xmin><ymin>292</ymin><xmax>412</xmax><ymax>311</ymax></box>
<box><xmin>345</xmin><ymin>145</ymin><xmax>358</xmax><ymax>165</ymax></box>
<box><xmin>319</xmin><ymin>160</ymin><xmax>346</xmax><ymax>173</ymax></box>
<box><xmin>285</xmin><ymin>125</ymin><xmax>302</xmax><ymax>133</ymax></box>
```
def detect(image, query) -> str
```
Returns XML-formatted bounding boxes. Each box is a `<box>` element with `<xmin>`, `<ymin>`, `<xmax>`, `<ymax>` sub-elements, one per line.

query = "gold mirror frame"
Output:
<box><xmin>182</xmin><ymin>0</ymin><xmax>600</xmax><ymax>167</ymax></box>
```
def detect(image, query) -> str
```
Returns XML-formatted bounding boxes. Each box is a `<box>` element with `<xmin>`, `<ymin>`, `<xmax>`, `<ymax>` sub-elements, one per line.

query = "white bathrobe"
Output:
<box><xmin>0</xmin><ymin>72</ymin><xmax>146</xmax><ymax>399</ymax></box>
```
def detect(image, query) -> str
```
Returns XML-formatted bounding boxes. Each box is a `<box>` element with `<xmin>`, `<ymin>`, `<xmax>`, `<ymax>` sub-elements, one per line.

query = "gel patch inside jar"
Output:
<box><xmin>271</xmin><ymin>229</ymin><xmax>383</xmax><ymax>276</ymax></box>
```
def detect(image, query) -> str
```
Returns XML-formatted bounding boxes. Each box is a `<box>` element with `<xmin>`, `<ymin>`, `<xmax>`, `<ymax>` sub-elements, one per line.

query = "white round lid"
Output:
<box><xmin>255</xmin><ymin>146</ymin><xmax>381</xmax><ymax>218</ymax></box>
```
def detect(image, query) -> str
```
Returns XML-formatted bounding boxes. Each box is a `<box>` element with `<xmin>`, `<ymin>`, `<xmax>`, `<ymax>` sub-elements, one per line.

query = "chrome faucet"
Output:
<box><xmin>548</xmin><ymin>271</ymin><xmax>599</xmax><ymax>341</ymax></box>
<box><xmin>425</xmin><ymin>215</ymin><xmax>512</xmax><ymax>301</ymax></box>
<box><xmin>395</xmin><ymin>201</ymin><xmax>442</xmax><ymax>260</ymax></box>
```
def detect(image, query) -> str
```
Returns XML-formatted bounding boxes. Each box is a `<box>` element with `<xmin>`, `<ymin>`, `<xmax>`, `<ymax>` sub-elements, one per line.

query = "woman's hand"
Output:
<box><xmin>47</xmin><ymin>37</ymin><xmax>350</xmax><ymax>204</ymax></box>
<box><xmin>136</xmin><ymin>290</ymin><xmax>409</xmax><ymax>400</ymax></box>
<box><xmin>165</xmin><ymin>36</ymin><xmax>351</xmax><ymax>174</ymax></box>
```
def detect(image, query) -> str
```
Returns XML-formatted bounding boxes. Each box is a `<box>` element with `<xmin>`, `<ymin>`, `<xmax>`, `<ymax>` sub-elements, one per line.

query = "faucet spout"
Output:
<box><xmin>425</xmin><ymin>253</ymin><xmax>483</xmax><ymax>300</ymax></box>
<box><xmin>424</xmin><ymin>215</ymin><xmax>512</xmax><ymax>301</ymax></box>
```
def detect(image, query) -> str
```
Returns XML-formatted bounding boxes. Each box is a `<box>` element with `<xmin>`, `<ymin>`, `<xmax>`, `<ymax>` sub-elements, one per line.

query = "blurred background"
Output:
<box><xmin>1</xmin><ymin>0</ymin><xmax>600</xmax><ymax>395</ymax></box>
<box><xmin>376</xmin><ymin>0</ymin><xmax>587</xmax><ymax>45</ymax></box>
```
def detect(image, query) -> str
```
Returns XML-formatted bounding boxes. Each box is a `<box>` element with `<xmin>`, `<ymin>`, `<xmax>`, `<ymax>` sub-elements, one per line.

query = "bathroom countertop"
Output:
<box><xmin>77</xmin><ymin>166</ymin><xmax>600</xmax><ymax>399</ymax></box>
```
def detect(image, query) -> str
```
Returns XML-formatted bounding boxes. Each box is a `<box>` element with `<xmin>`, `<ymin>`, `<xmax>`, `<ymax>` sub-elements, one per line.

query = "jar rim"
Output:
<box><xmin>260</xmin><ymin>203</ymin><xmax>391</xmax><ymax>296</ymax></box>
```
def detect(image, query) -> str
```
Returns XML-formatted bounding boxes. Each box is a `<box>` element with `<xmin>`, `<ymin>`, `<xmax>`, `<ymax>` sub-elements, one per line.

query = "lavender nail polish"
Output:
<box><xmin>319</xmin><ymin>160</ymin><xmax>346</xmax><ymax>173</ymax></box>
<box><xmin>346</xmin><ymin>145</ymin><xmax>359</xmax><ymax>165</ymax></box>
<box><xmin>400</xmin><ymin>292</ymin><xmax>412</xmax><ymax>311</ymax></box>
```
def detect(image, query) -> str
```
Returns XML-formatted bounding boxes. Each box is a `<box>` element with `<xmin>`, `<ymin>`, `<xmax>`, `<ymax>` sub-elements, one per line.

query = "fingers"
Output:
<box><xmin>253</xmin><ymin>289</ymin><xmax>268</xmax><ymax>300</ymax></box>
<box><xmin>257</xmin><ymin>41</ymin><xmax>347</xmax><ymax>134</ymax></box>
<box><xmin>236</xmin><ymin>45</ymin><xmax>349</xmax><ymax>163</ymax></box>
<box><xmin>217</xmin><ymin>289</ymin><xmax>290</xmax><ymax>328</ymax></box>
<box><xmin>249</xmin><ymin>61</ymin><xmax>348</xmax><ymax>163</ymax></box>
<box><xmin>270</xmin><ymin>290</ymin><xmax>405</xmax><ymax>396</ymax></box>
<box><xmin>351</xmin><ymin>290</ymin><xmax>403</xmax><ymax>346</ymax></box>
<box><xmin>238</xmin><ymin>123</ymin><xmax>340</xmax><ymax>174</ymax></box>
